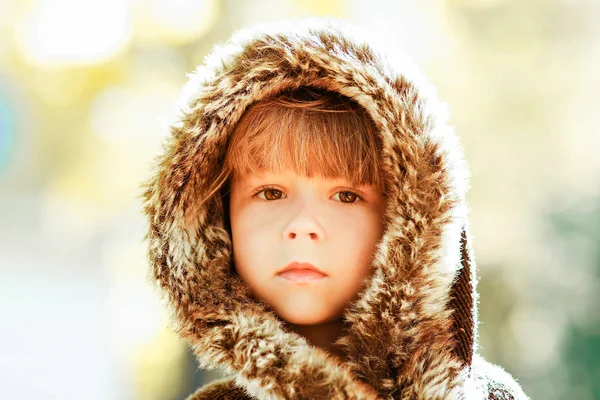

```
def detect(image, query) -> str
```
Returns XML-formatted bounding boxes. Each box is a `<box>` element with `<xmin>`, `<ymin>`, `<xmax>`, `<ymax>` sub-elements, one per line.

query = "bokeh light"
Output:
<box><xmin>15</xmin><ymin>0</ymin><xmax>132</xmax><ymax>67</ymax></box>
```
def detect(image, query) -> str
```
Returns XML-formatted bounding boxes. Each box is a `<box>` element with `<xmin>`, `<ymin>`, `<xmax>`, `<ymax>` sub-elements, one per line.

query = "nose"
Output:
<box><xmin>283</xmin><ymin>206</ymin><xmax>325</xmax><ymax>241</ymax></box>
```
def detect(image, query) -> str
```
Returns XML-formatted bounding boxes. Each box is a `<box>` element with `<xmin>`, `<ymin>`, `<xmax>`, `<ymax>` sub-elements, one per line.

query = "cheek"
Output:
<box><xmin>336</xmin><ymin>210</ymin><xmax>384</xmax><ymax>255</ymax></box>
<box><xmin>329</xmin><ymin>211</ymin><xmax>385</xmax><ymax>289</ymax></box>
<box><xmin>231</xmin><ymin>207</ymin><xmax>273</xmax><ymax>253</ymax></box>
<box><xmin>230</xmin><ymin>210</ymin><xmax>274</xmax><ymax>286</ymax></box>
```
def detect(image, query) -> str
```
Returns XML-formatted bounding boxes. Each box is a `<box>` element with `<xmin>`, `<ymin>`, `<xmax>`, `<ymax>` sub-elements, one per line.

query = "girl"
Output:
<box><xmin>142</xmin><ymin>17</ymin><xmax>528</xmax><ymax>399</ymax></box>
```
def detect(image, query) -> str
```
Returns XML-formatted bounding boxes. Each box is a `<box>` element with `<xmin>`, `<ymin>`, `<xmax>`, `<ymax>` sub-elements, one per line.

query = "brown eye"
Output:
<box><xmin>263</xmin><ymin>189</ymin><xmax>282</xmax><ymax>200</ymax></box>
<box><xmin>337</xmin><ymin>191</ymin><xmax>359</xmax><ymax>204</ymax></box>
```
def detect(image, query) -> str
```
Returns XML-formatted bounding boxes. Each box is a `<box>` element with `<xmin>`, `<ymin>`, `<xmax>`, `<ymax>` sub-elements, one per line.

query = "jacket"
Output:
<box><xmin>142</xmin><ymin>17</ymin><xmax>529</xmax><ymax>400</ymax></box>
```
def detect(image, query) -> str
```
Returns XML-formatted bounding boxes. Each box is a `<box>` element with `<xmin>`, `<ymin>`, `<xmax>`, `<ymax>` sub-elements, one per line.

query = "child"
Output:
<box><xmin>142</xmin><ymin>17</ymin><xmax>528</xmax><ymax>399</ymax></box>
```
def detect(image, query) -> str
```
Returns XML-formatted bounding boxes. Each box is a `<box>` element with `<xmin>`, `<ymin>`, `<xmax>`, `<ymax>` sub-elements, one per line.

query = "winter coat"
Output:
<box><xmin>142</xmin><ymin>16</ymin><xmax>529</xmax><ymax>400</ymax></box>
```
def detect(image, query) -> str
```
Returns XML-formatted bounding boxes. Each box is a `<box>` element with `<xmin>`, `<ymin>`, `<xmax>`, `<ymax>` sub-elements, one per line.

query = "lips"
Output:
<box><xmin>276</xmin><ymin>262</ymin><xmax>327</xmax><ymax>282</ymax></box>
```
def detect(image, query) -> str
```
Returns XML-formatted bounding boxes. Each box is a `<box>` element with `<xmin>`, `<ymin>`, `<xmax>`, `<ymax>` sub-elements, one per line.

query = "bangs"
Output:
<box><xmin>224</xmin><ymin>87</ymin><xmax>385</xmax><ymax>192</ymax></box>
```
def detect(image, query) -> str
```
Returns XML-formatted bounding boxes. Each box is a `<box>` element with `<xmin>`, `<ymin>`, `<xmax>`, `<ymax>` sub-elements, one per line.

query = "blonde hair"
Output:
<box><xmin>202</xmin><ymin>86</ymin><xmax>385</xmax><ymax>226</ymax></box>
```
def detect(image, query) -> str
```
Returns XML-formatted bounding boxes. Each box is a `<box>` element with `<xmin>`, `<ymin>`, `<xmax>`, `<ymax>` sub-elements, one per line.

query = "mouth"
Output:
<box><xmin>276</xmin><ymin>261</ymin><xmax>328</xmax><ymax>282</ymax></box>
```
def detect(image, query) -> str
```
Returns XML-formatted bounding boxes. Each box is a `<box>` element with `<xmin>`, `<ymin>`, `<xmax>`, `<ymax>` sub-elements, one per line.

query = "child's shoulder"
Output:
<box><xmin>185</xmin><ymin>376</ymin><xmax>252</xmax><ymax>400</ymax></box>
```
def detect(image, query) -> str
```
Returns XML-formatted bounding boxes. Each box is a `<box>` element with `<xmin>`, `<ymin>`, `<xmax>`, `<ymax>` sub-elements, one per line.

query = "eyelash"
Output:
<box><xmin>252</xmin><ymin>185</ymin><xmax>364</xmax><ymax>206</ymax></box>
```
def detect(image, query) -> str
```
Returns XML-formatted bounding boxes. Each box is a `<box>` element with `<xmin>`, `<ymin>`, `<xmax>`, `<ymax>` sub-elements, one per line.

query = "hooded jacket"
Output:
<box><xmin>142</xmin><ymin>17</ymin><xmax>529</xmax><ymax>400</ymax></box>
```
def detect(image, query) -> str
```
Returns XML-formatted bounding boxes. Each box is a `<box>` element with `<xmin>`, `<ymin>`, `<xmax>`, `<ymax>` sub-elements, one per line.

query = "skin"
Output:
<box><xmin>228</xmin><ymin>168</ymin><xmax>387</xmax><ymax>359</ymax></box>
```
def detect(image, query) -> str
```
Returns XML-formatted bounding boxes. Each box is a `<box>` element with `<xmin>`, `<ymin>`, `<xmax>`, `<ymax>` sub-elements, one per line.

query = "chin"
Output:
<box><xmin>275</xmin><ymin>304</ymin><xmax>338</xmax><ymax>326</ymax></box>
<box><xmin>282</xmin><ymin>314</ymin><xmax>328</xmax><ymax>326</ymax></box>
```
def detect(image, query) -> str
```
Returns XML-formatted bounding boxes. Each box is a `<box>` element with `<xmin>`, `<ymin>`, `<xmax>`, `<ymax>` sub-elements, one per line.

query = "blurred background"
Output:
<box><xmin>0</xmin><ymin>0</ymin><xmax>598</xmax><ymax>399</ymax></box>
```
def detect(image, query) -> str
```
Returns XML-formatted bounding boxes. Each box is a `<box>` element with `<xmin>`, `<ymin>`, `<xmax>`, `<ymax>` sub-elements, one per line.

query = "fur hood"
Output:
<box><xmin>142</xmin><ymin>17</ymin><xmax>528</xmax><ymax>400</ymax></box>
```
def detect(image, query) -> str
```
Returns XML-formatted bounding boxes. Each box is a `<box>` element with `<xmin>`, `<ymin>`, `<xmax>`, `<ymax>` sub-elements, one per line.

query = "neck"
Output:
<box><xmin>283</xmin><ymin>318</ymin><xmax>348</xmax><ymax>361</ymax></box>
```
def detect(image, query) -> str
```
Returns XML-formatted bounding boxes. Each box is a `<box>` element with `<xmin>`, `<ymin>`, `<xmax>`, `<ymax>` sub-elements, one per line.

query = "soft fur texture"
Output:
<box><xmin>142</xmin><ymin>17</ymin><xmax>529</xmax><ymax>400</ymax></box>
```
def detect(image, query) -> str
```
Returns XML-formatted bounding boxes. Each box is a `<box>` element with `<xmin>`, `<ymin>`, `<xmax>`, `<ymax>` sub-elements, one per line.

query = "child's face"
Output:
<box><xmin>229</xmin><ymin>169</ymin><xmax>387</xmax><ymax>326</ymax></box>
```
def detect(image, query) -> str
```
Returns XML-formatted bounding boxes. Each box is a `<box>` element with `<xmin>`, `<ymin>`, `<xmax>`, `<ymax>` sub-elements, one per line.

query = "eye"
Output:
<box><xmin>334</xmin><ymin>190</ymin><xmax>363</xmax><ymax>205</ymax></box>
<box><xmin>253</xmin><ymin>186</ymin><xmax>363</xmax><ymax>205</ymax></box>
<box><xmin>254</xmin><ymin>186</ymin><xmax>284</xmax><ymax>201</ymax></box>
